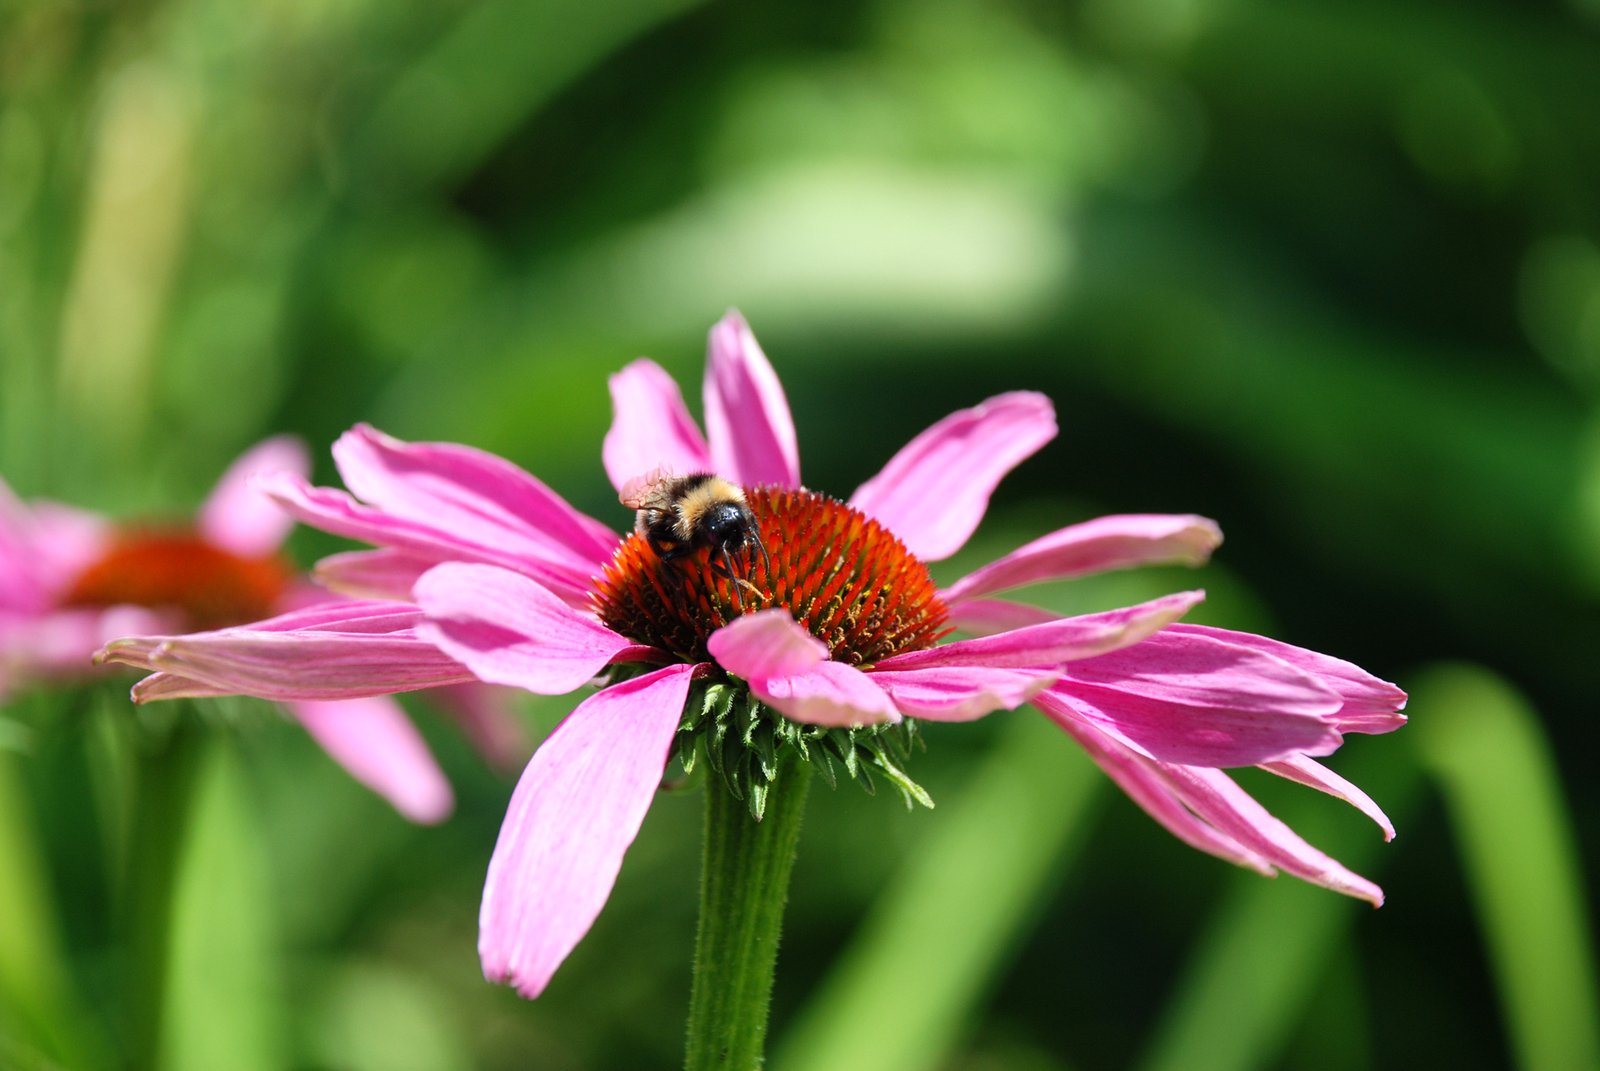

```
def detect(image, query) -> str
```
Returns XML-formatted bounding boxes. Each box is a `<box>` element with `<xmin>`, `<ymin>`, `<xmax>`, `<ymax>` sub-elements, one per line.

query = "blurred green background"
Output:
<box><xmin>3</xmin><ymin>0</ymin><xmax>1598</xmax><ymax>1068</ymax></box>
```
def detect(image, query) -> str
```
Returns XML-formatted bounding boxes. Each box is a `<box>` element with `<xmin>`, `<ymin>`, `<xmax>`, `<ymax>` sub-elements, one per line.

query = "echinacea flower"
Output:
<box><xmin>101</xmin><ymin>312</ymin><xmax>1405</xmax><ymax>1000</ymax></box>
<box><xmin>5</xmin><ymin>438</ymin><xmax>521</xmax><ymax>822</ymax></box>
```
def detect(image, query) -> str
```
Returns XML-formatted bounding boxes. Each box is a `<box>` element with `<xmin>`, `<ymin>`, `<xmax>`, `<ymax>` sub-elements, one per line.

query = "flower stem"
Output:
<box><xmin>124</xmin><ymin>713</ymin><xmax>203</xmax><ymax>1070</ymax></box>
<box><xmin>685</xmin><ymin>756</ymin><xmax>813</xmax><ymax>1070</ymax></box>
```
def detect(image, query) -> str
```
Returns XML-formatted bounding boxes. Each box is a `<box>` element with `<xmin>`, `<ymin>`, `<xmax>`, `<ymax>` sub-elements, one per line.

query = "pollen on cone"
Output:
<box><xmin>593</xmin><ymin>486</ymin><xmax>949</xmax><ymax>666</ymax></box>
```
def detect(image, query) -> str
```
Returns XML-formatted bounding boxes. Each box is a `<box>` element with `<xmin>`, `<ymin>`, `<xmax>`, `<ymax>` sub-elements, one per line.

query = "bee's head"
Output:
<box><xmin>703</xmin><ymin>502</ymin><xmax>756</xmax><ymax>550</ymax></box>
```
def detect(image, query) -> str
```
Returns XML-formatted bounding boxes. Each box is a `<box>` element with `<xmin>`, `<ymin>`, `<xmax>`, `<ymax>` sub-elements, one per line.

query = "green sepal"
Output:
<box><xmin>678</xmin><ymin>676</ymin><xmax>934</xmax><ymax>814</ymax></box>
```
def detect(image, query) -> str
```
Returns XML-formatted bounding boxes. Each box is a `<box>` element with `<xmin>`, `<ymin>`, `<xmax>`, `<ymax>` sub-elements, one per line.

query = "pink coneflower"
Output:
<box><xmin>4</xmin><ymin>438</ymin><xmax>520</xmax><ymax>823</ymax></box>
<box><xmin>100</xmin><ymin>312</ymin><xmax>1405</xmax><ymax>1000</ymax></box>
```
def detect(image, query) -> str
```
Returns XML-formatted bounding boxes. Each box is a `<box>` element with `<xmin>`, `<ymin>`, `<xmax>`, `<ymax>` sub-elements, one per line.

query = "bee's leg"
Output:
<box><xmin>709</xmin><ymin>546</ymin><xmax>764</xmax><ymax>612</ymax></box>
<box><xmin>711</xmin><ymin>547</ymin><xmax>746</xmax><ymax>611</ymax></box>
<box><xmin>750</xmin><ymin>530</ymin><xmax>772</xmax><ymax>579</ymax></box>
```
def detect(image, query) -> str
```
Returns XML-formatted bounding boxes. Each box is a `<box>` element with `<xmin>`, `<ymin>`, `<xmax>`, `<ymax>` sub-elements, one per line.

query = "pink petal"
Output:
<box><xmin>1161</xmin><ymin>763</ymin><xmax>1386</xmax><ymax>905</ymax></box>
<box><xmin>1042</xmin><ymin>686</ymin><xmax>1338</xmax><ymax>770</ymax></box>
<box><xmin>198</xmin><ymin>435</ymin><xmax>310</xmax><ymax>558</ymax></box>
<box><xmin>259</xmin><ymin>472</ymin><xmax>595</xmax><ymax>606</ymax></box>
<box><xmin>480</xmin><ymin>663</ymin><xmax>694</xmax><ymax>998</ymax></box>
<box><xmin>97</xmin><ymin>602</ymin><xmax>476</xmax><ymax>701</ymax></box>
<box><xmin>1260</xmin><ymin>754</ymin><xmax>1396</xmax><ymax>841</ymax></box>
<box><xmin>129</xmin><ymin>671</ymin><xmax>228</xmax><ymax>702</ymax></box>
<box><xmin>944</xmin><ymin>598</ymin><xmax>1061</xmax><ymax>638</ymax></box>
<box><xmin>867</xmin><ymin>664</ymin><xmax>1057</xmax><ymax>722</ymax></box>
<box><xmin>287</xmin><ymin>696</ymin><xmax>454</xmax><ymax>824</ymax></box>
<box><xmin>0</xmin><ymin>481</ymin><xmax>107</xmax><ymax>611</ymax></box>
<box><xmin>848</xmin><ymin>392</ymin><xmax>1056</xmax><ymax>562</ymax></box>
<box><xmin>874</xmin><ymin>591</ymin><xmax>1203</xmax><ymax>672</ymax></box>
<box><xmin>315</xmin><ymin>548</ymin><xmax>443</xmax><ymax>601</ymax></box>
<box><xmin>941</xmin><ymin>514</ymin><xmax>1223</xmax><ymax>605</ymax></box>
<box><xmin>751</xmin><ymin>661</ymin><xmax>900</xmax><ymax>728</ymax></box>
<box><xmin>706</xmin><ymin>608</ymin><xmax>828</xmax><ymax>679</ymax></box>
<box><xmin>704</xmin><ymin>311</ymin><xmax>801</xmax><ymax>487</ymax></box>
<box><xmin>0</xmin><ymin>478</ymin><xmax>40</xmax><ymax>609</ymax></box>
<box><xmin>707</xmin><ymin>610</ymin><xmax>897</xmax><ymax>727</ymax></box>
<box><xmin>1164</xmin><ymin>624</ymin><xmax>1408</xmax><ymax>734</ymax></box>
<box><xmin>334</xmin><ymin>424</ymin><xmax>618</xmax><ymax>572</ymax></box>
<box><xmin>1047</xmin><ymin>710</ymin><xmax>1386</xmax><ymax>903</ymax></box>
<box><xmin>1049</xmin><ymin>629</ymin><xmax>1345</xmax><ymax>767</ymax></box>
<box><xmin>602</xmin><ymin>360</ymin><xmax>713</xmax><ymax>493</ymax></box>
<box><xmin>414</xmin><ymin>563</ymin><xmax>631</xmax><ymax>695</ymax></box>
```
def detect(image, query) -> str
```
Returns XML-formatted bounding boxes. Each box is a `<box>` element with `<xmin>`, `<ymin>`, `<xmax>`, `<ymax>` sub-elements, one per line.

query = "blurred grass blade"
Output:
<box><xmin>1411</xmin><ymin>664</ymin><xmax>1600</xmax><ymax>1071</ymax></box>
<box><xmin>160</xmin><ymin>736</ymin><xmax>284</xmax><ymax>1071</ymax></box>
<box><xmin>351</xmin><ymin>0</ymin><xmax>705</xmax><ymax>195</ymax></box>
<box><xmin>1136</xmin><ymin>746</ymin><xmax>1423</xmax><ymax>1071</ymax></box>
<box><xmin>772</xmin><ymin>712</ymin><xmax>1104</xmax><ymax>1071</ymax></box>
<box><xmin>0</xmin><ymin>752</ymin><xmax>102</xmax><ymax>1071</ymax></box>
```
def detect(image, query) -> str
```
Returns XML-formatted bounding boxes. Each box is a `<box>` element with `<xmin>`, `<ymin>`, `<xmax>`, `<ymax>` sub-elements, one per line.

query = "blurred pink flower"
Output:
<box><xmin>3</xmin><ymin>438</ymin><xmax>521</xmax><ymax>823</ymax></box>
<box><xmin>101</xmin><ymin>312</ymin><xmax>1405</xmax><ymax>999</ymax></box>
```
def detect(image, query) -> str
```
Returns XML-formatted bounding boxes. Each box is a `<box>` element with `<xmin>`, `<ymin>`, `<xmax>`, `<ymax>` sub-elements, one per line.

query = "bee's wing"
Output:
<box><xmin>619</xmin><ymin>465</ymin><xmax>674</xmax><ymax>509</ymax></box>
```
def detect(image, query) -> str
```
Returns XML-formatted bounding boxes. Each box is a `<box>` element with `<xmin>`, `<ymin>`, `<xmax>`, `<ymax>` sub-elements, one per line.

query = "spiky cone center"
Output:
<box><xmin>60</xmin><ymin>528</ymin><xmax>292</xmax><ymax>630</ymax></box>
<box><xmin>593</xmin><ymin>486</ymin><xmax>946</xmax><ymax>816</ymax></box>
<box><xmin>593</xmin><ymin>485</ymin><xmax>949</xmax><ymax>668</ymax></box>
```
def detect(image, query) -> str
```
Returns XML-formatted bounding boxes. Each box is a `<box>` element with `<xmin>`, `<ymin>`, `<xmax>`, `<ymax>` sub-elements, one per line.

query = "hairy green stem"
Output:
<box><xmin>685</xmin><ymin>758</ymin><xmax>813</xmax><ymax>1070</ymax></box>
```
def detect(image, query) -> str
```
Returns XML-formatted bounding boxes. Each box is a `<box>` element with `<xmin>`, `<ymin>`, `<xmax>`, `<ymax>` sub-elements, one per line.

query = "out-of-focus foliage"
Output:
<box><xmin>2</xmin><ymin>0</ymin><xmax>1597</xmax><ymax>1067</ymax></box>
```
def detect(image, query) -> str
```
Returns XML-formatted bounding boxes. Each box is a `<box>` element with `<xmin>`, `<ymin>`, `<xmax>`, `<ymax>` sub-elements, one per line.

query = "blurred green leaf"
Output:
<box><xmin>1411</xmin><ymin>664</ymin><xmax>1600</xmax><ymax>1071</ymax></box>
<box><xmin>1136</xmin><ymin>745</ymin><xmax>1422</xmax><ymax>1071</ymax></box>
<box><xmin>772</xmin><ymin>710</ymin><xmax>1104</xmax><ymax>1071</ymax></box>
<box><xmin>160</xmin><ymin>737</ymin><xmax>285</xmax><ymax>1071</ymax></box>
<box><xmin>0</xmin><ymin>752</ymin><xmax>102</xmax><ymax>1071</ymax></box>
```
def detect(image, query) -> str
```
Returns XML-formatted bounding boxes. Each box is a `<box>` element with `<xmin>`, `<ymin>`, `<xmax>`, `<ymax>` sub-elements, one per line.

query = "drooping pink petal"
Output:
<box><xmin>414</xmin><ymin>563</ymin><xmax>633</xmax><ymax>695</ymax></box>
<box><xmin>1160</xmin><ymin>763</ymin><xmax>1385</xmax><ymax>905</ymax></box>
<box><xmin>1260</xmin><ymin>754</ymin><xmax>1396</xmax><ymax>841</ymax></box>
<box><xmin>98</xmin><ymin>602</ymin><xmax>476</xmax><ymax>701</ymax></box>
<box><xmin>704</xmin><ymin>311</ymin><xmax>801</xmax><ymax>487</ymax></box>
<box><xmin>259</xmin><ymin>471</ymin><xmax>595</xmax><ymax>606</ymax></box>
<box><xmin>944</xmin><ymin>598</ymin><xmax>1061</xmax><ymax>638</ymax></box>
<box><xmin>1047</xmin><ymin>629</ymin><xmax>1345</xmax><ymax>767</ymax></box>
<box><xmin>874</xmin><ymin>591</ymin><xmax>1203</xmax><ymax>672</ymax></box>
<box><xmin>424</xmin><ymin>682</ymin><xmax>531</xmax><ymax>773</ymax></box>
<box><xmin>1049</xmin><ymin>706</ymin><xmax>1386</xmax><ymax>902</ymax></box>
<box><xmin>480</xmin><ymin>663</ymin><xmax>694</xmax><ymax>998</ymax></box>
<box><xmin>849</xmin><ymin>392</ymin><xmax>1056</xmax><ymax>562</ymax></box>
<box><xmin>1045</xmin><ymin>709</ymin><xmax>1277</xmax><ymax>874</ymax></box>
<box><xmin>334</xmin><ymin>424</ymin><xmax>619</xmax><ymax>572</ymax></box>
<box><xmin>867</xmin><ymin>664</ymin><xmax>1057</xmax><ymax>722</ymax></box>
<box><xmin>707</xmin><ymin>610</ymin><xmax>898</xmax><ymax>727</ymax></box>
<box><xmin>198</xmin><ymin>435</ymin><xmax>310</xmax><ymax>558</ymax></box>
<box><xmin>287</xmin><ymin>696</ymin><xmax>454</xmax><ymax>824</ymax></box>
<box><xmin>1164</xmin><ymin>624</ymin><xmax>1408</xmax><ymax>734</ymax></box>
<box><xmin>129</xmin><ymin>671</ymin><xmax>228</xmax><ymax>702</ymax></box>
<box><xmin>602</xmin><ymin>359</ymin><xmax>713</xmax><ymax>493</ymax></box>
<box><xmin>315</xmin><ymin>548</ymin><xmax>444</xmax><ymax>601</ymax></box>
<box><xmin>706</xmin><ymin>608</ymin><xmax>829</xmax><ymax>679</ymax></box>
<box><xmin>941</xmin><ymin>514</ymin><xmax>1223</xmax><ymax>605</ymax></box>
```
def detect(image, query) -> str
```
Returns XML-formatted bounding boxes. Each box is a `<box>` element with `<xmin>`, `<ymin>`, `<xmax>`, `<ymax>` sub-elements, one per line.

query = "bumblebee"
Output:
<box><xmin>620</xmin><ymin>468</ymin><xmax>770</xmax><ymax>606</ymax></box>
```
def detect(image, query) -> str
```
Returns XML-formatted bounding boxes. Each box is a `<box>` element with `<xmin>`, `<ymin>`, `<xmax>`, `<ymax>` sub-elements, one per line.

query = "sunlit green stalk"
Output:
<box><xmin>685</xmin><ymin>757</ymin><xmax>812</xmax><ymax>1071</ymax></box>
